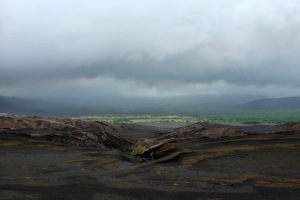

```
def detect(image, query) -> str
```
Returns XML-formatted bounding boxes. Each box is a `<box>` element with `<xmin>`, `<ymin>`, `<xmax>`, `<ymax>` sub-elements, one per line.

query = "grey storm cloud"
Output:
<box><xmin>1</xmin><ymin>0</ymin><xmax>300</xmax><ymax>97</ymax></box>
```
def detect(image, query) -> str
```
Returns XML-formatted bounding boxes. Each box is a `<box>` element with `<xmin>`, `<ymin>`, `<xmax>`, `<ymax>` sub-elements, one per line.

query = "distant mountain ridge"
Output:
<box><xmin>240</xmin><ymin>97</ymin><xmax>300</xmax><ymax>110</ymax></box>
<box><xmin>1</xmin><ymin>95</ymin><xmax>300</xmax><ymax>117</ymax></box>
<box><xmin>0</xmin><ymin>94</ymin><xmax>261</xmax><ymax>116</ymax></box>
<box><xmin>0</xmin><ymin>96</ymin><xmax>93</xmax><ymax>117</ymax></box>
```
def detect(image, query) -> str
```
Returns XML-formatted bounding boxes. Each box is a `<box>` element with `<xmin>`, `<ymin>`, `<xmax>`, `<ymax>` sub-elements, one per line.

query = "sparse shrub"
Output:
<box><xmin>131</xmin><ymin>145</ymin><xmax>147</xmax><ymax>156</ymax></box>
<box><xmin>32</xmin><ymin>115</ymin><xmax>42</xmax><ymax>119</ymax></box>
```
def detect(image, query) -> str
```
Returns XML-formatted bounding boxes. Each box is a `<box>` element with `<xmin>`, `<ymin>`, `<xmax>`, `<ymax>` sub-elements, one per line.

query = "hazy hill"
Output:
<box><xmin>0</xmin><ymin>96</ymin><xmax>93</xmax><ymax>117</ymax></box>
<box><xmin>0</xmin><ymin>97</ymin><xmax>24</xmax><ymax>113</ymax></box>
<box><xmin>240</xmin><ymin>97</ymin><xmax>300</xmax><ymax>110</ymax></box>
<box><xmin>2</xmin><ymin>95</ymin><xmax>299</xmax><ymax>117</ymax></box>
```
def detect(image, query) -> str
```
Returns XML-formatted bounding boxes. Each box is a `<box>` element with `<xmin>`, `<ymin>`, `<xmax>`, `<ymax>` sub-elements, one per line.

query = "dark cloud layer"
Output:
<box><xmin>1</xmin><ymin>0</ymin><xmax>300</xmax><ymax>98</ymax></box>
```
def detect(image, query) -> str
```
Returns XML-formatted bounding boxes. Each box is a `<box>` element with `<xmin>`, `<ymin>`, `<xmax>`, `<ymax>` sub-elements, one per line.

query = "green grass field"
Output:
<box><xmin>74</xmin><ymin>110</ymin><xmax>300</xmax><ymax>125</ymax></box>
<box><xmin>74</xmin><ymin>114</ymin><xmax>197</xmax><ymax>123</ymax></box>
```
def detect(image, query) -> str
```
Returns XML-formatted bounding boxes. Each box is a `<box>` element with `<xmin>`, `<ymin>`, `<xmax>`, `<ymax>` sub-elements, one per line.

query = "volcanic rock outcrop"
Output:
<box><xmin>129</xmin><ymin>121</ymin><xmax>298</xmax><ymax>159</ymax></box>
<box><xmin>0</xmin><ymin>113</ymin><xmax>132</xmax><ymax>151</ymax></box>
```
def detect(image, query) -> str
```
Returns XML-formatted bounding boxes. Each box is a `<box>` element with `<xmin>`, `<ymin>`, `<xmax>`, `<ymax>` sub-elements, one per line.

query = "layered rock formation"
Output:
<box><xmin>0</xmin><ymin>113</ymin><xmax>132</xmax><ymax>151</ymax></box>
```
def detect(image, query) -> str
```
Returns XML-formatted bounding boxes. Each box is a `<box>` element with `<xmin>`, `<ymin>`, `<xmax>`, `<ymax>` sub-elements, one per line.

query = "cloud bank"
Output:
<box><xmin>1</xmin><ymin>0</ymin><xmax>300</xmax><ymax>98</ymax></box>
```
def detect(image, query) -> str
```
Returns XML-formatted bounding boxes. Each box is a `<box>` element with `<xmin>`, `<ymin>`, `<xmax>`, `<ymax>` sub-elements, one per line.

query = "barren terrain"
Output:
<box><xmin>0</xmin><ymin>114</ymin><xmax>300</xmax><ymax>200</ymax></box>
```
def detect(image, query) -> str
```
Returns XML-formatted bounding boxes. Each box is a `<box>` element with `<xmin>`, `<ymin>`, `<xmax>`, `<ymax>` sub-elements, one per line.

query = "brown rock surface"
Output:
<box><xmin>0</xmin><ymin>114</ymin><xmax>132</xmax><ymax>151</ymax></box>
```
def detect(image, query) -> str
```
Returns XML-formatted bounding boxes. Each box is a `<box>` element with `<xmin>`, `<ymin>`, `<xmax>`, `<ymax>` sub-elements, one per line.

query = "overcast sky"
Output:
<box><xmin>1</xmin><ymin>0</ymin><xmax>300</xmax><ymax>99</ymax></box>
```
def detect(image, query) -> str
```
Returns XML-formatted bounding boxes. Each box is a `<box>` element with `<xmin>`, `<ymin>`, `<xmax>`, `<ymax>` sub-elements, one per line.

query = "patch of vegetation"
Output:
<box><xmin>32</xmin><ymin>115</ymin><xmax>42</xmax><ymax>119</ymax></box>
<box><xmin>73</xmin><ymin>109</ymin><xmax>300</xmax><ymax>125</ymax></box>
<box><xmin>196</xmin><ymin>110</ymin><xmax>300</xmax><ymax>124</ymax></box>
<box><xmin>74</xmin><ymin>114</ymin><xmax>197</xmax><ymax>123</ymax></box>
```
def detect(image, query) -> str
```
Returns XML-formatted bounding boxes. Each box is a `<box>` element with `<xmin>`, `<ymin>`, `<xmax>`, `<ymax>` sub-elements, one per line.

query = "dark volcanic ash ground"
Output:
<box><xmin>1</xmin><ymin>114</ymin><xmax>300</xmax><ymax>200</ymax></box>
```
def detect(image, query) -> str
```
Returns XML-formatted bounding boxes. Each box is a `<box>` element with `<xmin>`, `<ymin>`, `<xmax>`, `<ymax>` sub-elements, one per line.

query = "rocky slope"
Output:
<box><xmin>1</xmin><ymin>113</ymin><xmax>299</xmax><ymax>160</ymax></box>
<box><xmin>0</xmin><ymin>113</ymin><xmax>133</xmax><ymax>151</ymax></box>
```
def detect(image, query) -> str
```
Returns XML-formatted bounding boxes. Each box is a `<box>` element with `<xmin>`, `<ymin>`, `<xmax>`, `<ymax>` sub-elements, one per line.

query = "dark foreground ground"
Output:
<box><xmin>0</xmin><ymin>115</ymin><xmax>300</xmax><ymax>200</ymax></box>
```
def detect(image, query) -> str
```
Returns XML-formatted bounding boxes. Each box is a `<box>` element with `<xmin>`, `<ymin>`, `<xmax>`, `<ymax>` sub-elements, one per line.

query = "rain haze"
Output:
<box><xmin>1</xmin><ymin>0</ymin><xmax>300</xmax><ymax>101</ymax></box>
